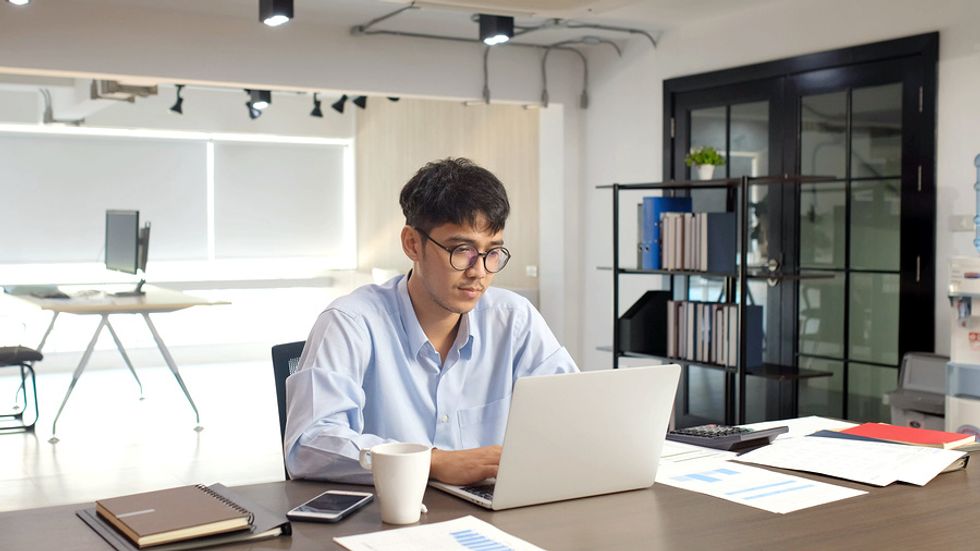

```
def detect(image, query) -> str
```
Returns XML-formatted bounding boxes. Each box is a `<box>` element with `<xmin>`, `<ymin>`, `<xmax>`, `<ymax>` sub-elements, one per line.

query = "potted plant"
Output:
<box><xmin>685</xmin><ymin>146</ymin><xmax>725</xmax><ymax>180</ymax></box>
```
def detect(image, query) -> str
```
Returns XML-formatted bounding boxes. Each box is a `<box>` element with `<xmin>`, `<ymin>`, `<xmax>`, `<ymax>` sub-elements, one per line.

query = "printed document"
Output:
<box><xmin>739</xmin><ymin>415</ymin><xmax>857</xmax><ymax>441</ymax></box>
<box><xmin>736</xmin><ymin>436</ymin><xmax>967</xmax><ymax>486</ymax></box>
<box><xmin>657</xmin><ymin>458</ymin><xmax>866</xmax><ymax>514</ymax></box>
<box><xmin>334</xmin><ymin>515</ymin><xmax>544</xmax><ymax>551</ymax></box>
<box><xmin>660</xmin><ymin>440</ymin><xmax>737</xmax><ymax>464</ymax></box>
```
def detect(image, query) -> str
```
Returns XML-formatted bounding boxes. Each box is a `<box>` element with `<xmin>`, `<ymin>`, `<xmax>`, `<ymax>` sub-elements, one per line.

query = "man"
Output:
<box><xmin>284</xmin><ymin>158</ymin><xmax>578</xmax><ymax>485</ymax></box>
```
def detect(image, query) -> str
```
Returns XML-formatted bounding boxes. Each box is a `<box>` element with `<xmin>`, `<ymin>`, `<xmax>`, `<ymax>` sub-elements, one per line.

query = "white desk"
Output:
<box><xmin>8</xmin><ymin>285</ymin><xmax>229</xmax><ymax>442</ymax></box>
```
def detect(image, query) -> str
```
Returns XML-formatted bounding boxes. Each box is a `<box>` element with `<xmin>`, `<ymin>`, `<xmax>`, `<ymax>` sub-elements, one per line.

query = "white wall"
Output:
<box><xmin>580</xmin><ymin>0</ymin><xmax>980</xmax><ymax>370</ymax></box>
<box><xmin>0</xmin><ymin>0</ymin><xmax>588</xmax><ymax>361</ymax></box>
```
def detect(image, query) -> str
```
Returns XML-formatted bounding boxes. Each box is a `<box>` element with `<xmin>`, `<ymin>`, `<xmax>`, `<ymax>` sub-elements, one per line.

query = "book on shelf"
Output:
<box><xmin>636</xmin><ymin>203</ymin><xmax>646</xmax><ymax>269</ymax></box>
<box><xmin>78</xmin><ymin>483</ymin><xmax>291</xmax><ymax>551</ymax></box>
<box><xmin>840</xmin><ymin>423</ymin><xmax>976</xmax><ymax>450</ymax></box>
<box><xmin>699</xmin><ymin>212</ymin><xmax>736</xmax><ymax>273</ymax></box>
<box><xmin>664</xmin><ymin>301</ymin><xmax>762</xmax><ymax>367</ymax></box>
<box><xmin>640</xmin><ymin>196</ymin><xmax>692</xmax><ymax>270</ymax></box>
<box><xmin>661</xmin><ymin>211</ymin><xmax>734</xmax><ymax>273</ymax></box>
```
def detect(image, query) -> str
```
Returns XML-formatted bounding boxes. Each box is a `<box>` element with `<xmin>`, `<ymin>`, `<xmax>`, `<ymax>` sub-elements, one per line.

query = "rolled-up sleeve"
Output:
<box><xmin>514</xmin><ymin>302</ymin><xmax>579</xmax><ymax>378</ymax></box>
<box><xmin>283</xmin><ymin>309</ymin><xmax>394</xmax><ymax>484</ymax></box>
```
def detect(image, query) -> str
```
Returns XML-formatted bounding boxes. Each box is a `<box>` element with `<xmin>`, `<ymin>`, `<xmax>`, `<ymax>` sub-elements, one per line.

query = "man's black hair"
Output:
<box><xmin>399</xmin><ymin>157</ymin><xmax>510</xmax><ymax>234</ymax></box>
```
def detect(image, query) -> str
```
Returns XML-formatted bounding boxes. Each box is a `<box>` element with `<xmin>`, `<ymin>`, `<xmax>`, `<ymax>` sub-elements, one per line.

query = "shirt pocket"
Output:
<box><xmin>456</xmin><ymin>395</ymin><xmax>511</xmax><ymax>449</ymax></box>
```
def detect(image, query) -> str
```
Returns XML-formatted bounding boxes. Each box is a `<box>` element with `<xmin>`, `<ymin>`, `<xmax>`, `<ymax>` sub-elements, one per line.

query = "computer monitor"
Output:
<box><xmin>105</xmin><ymin>209</ymin><xmax>151</xmax><ymax>295</ymax></box>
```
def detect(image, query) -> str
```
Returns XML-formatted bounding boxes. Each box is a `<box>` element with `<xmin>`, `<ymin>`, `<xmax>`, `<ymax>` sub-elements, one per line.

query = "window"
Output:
<box><xmin>0</xmin><ymin>128</ymin><xmax>355</xmax><ymax>274</ymax></box>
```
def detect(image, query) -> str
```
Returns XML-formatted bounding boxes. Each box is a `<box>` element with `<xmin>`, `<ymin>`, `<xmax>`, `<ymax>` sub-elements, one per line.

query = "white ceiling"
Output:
<box><xmin>86</xmin><ymin>0</ymin><xmax>787</xmax><ymax>40</ymax></box>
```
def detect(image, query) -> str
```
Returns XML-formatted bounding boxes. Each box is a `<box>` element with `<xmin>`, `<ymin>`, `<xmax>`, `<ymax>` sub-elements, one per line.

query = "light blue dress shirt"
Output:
<box><xmin>283</xmin><ymin>274</ymin><xmax>578</xmax><ymax>483</ymax></box>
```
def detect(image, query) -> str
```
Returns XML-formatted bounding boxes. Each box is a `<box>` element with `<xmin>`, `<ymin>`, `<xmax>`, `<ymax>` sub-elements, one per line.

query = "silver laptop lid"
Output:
<box><xmin>490</xmin><ymin>363</ymin><xmax>680</xmax><ymax>510</ymax></box>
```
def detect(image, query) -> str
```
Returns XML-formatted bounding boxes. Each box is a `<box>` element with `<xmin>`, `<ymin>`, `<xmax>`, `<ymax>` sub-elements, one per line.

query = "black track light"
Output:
<box><xmin>310</xmin><ymin>93</ymin><xmax>323</xmax><ymax>118</ymax></box>
<box><xmin>170</xmin><ymin>84</ymin><xmax>184</xmax><ymax>115</ymax></box>
<box><xmin>352</xmin><ymin>96</ymin><xmax>367</xmax><ymax>109</ymax></box>
<box><xmin>331</xmin><ymin>94</ymin><xmax>348</xmax><ymax>114</ymax></box>
<box><xmin>479</xmin><ymin>14</ymin><xmax>514</xmax><ymax>46</ymax></box>
<box><xmin>246</xmin><ymin>101</ymin><xmax>263</xmax><ymax>120</ymax></box>
<box><xmin>260</xmin><ymin>0</ymin><xmax>293</xmax><ymax>27</ymax></box>
<box><xmin>246</xmin><ymin>89</ymin><xmax>272</xmax><ymax>110</ymax></box>
<box><xmin>387</xmin><ymin>97</ymin><xmax>400</xmax><ymax>102</ymax></box>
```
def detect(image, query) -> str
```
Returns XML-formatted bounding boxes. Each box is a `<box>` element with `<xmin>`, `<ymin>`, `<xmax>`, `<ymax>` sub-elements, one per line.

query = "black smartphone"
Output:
<box><xmin>286</xmin><ymin>490</ymin><xmax>374</xmax><ymax>523</ymax></box>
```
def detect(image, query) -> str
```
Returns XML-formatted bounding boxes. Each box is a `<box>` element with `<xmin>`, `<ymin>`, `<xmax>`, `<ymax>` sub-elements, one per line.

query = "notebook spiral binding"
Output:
<box><xmin>194</xmin><ymin>484</ymin><xmax>254</xmax><ymax>525</ymax></box>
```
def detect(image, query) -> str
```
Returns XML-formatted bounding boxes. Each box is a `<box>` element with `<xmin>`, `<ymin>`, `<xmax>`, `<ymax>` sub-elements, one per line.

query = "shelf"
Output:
<box><xmin>601</xmin><ymin>267</ymin><xmax>834</xmax><ymax>281</ymax></box>
<box><xmin>596</xmin><ymin>175</ymin><xmax>838</xmax><ymax>192</ymax></box>
<box><xmin>744</xmin><ymin>363</ymin><xmax>834</xmax><ymax>381</ymax></box>
<box><xmin>746</xmin><ymin>175</ymin><xmax>838</xmax><ymax>185</ymax></box>
<box><xmin>597</xmin><ymin>346</ymin><xmax>732</xmax><ymax>372</ymax></box>
<box><xmin>745</xmin><ymin>270</ymin><xmax>836</xmax><ymax>281</ymax></box>
<box><xmin>617</xmin><ymin>268</ymin><xmax>735</xmax><ymax>278</ymax></box>
<box><xmin>596</xmin><ymin>178</ymin><xmax>739</xmax><ymax>191</ymax></box>
<box><xmin>597</xmin><ymin>347</ymin><xmax>832</xmax><ymax>380</ymax></box>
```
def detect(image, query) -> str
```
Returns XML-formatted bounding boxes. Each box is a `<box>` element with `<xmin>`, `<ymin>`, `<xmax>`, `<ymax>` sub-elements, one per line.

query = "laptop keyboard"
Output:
<box><xmin>460</xmin><ymin>484</ymin><xmax>495</xmax><ymax>501</ymax></box>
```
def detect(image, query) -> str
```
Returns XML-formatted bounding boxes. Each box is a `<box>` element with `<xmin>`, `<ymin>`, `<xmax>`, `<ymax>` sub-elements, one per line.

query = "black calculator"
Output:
<box><xmin>666</xmin><ymin>424</ymin><xmax>789</xmax><ymax>451</ymax></box>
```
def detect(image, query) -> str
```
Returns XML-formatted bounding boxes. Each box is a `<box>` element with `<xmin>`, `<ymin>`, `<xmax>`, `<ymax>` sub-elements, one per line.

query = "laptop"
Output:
<box><xmin>430</xmin><ymin>363</ymin><xmax>680</xmax><ymax>510</ymax></box>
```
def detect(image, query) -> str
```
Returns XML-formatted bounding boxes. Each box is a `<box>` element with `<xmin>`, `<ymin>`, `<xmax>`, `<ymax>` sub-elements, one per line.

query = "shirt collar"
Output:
<box><xmin>396</xmin><ymin>273</ymin><xmax>430</xmax><ymax>358</ymax></box>
<box><xmin>397</xmin><ymin>271</ymin><xmax>476</xmax><ymax>359</ymax></box>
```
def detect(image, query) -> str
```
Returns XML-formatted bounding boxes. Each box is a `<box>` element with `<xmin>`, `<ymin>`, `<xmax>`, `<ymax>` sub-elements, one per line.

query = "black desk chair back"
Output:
<box><xmin>271</xmin><ymin>341</ymin><xmax>306</xmax><ymax>480</ymax></box>
<box><xmin>0</xmin><ymin>346</ymin><xmax>42</xmax><ymax>432</ymax></box>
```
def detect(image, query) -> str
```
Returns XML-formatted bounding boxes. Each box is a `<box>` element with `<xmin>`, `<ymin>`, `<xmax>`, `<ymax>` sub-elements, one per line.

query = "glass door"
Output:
<box><xmin>793</xmin><ymin>59</ymin><xmax>932</xmax><ymax>421</ymax></box>
<box><xmin>671</xmin><ymin>81</ymin><xmax>781</xmax><ymax>425</ymax></box>
<box><xmin>664</xmin><ymin>34</ymin><xmax>937</xmax><ymax>425</ymax></box>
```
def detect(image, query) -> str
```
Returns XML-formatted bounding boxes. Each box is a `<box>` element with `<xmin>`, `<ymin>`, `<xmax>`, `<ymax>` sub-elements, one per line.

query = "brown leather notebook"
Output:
<box><xmin>95</xmin><ymin>484</ymin><xmax>252</xmax><ymax>548</ymax></box>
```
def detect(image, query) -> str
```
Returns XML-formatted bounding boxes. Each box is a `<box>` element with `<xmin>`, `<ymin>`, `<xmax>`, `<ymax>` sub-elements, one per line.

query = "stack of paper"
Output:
<box><xmin>736</xmin><ymin>435</ymin><xmax>967</xmax><ymax>486</ymax></box>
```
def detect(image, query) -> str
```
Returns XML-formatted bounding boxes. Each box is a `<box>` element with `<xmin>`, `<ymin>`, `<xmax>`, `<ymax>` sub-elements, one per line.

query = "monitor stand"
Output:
<box><xmin>111</xmin><ymin>279</ymin><xmax>146</xmax><ymax>297</ymax></box>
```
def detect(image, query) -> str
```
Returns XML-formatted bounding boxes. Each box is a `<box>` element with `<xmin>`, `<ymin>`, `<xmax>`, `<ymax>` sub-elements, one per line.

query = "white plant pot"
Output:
<box><xmin>696</xmin><ymin>164</ymin><xmax>715</xmax><ymax>180</ymax></box>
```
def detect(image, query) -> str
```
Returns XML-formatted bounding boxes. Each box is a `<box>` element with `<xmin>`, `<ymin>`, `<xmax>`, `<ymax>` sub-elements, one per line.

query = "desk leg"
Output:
<box><xmin>142</xmin><ymin>313</ymin><xmax>203</xmax><ymax>432</ymax></box>
<box><xmin>36</xmin><ymin>311</ymin><xmax>60</xmax><ymax>354</ymax></box>
<box><xmin>104</xmin><ymin>317</ymin><xmax>144</xmax><ymax>400</ymax></box>
<box><xmin>49</xmin><ymin>314</ymin><xmax>106</xmax><ymax>444</ymax></box>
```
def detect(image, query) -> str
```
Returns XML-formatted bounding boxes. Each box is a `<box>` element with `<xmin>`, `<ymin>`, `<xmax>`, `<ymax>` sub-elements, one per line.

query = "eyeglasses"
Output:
<box><xmin>416</xmin><ymin>228</ymin><xmax>511</xmax><ymax>273</ymax></box>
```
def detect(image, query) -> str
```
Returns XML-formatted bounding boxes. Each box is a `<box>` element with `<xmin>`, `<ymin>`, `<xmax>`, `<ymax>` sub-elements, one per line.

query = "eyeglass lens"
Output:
<box><xmin>450</xmin><ymin>245</ymin><xmax>510</xmax><ymax>273</ymax></box>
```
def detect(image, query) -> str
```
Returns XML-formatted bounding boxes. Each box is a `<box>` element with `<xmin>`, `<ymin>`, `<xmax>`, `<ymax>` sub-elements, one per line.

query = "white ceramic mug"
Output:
<box><xmin>358</xmin><ymin>442</ymin><xmax>432</xmax><ymax>524</ymax></box>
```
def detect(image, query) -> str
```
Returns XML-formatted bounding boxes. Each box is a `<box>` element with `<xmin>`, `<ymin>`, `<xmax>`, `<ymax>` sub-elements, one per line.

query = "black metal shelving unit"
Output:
<box><xmin>604</xmin><ymin>175</ymin><xmax>835</xmax><ymax>425</ymax></box>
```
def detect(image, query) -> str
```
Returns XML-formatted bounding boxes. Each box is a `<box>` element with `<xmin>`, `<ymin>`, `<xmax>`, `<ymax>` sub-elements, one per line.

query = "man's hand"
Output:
<box><xmin>429</xmin><ymin>446</ymin><xmax>502</xmax><ymax>485</ymax></box>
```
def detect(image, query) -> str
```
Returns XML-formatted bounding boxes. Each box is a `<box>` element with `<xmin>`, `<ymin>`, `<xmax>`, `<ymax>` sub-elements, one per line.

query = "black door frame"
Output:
<box><xmin>664</xmin><ymin>32</ymin><xmax>938</xmax><ymax>421</ymax></box>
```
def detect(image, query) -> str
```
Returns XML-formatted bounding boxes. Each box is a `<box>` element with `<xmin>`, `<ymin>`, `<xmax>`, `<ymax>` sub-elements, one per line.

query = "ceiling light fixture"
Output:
<box><xmin>246</xmin><ymin>89</ymin><xmax>272</xmax><ymax>110</ymax></box>
<box><xmin>479</xmin><ymin>14</ymin><xmax>513</xmax><ymax>46</ymax></box>
<box><xmin>352</xmin><ymin>96</ymin><xmax>368</xmax><ymax>109</ymax></box>
<box><xmin>259</xmin><ymin>0</ymin><xmax>293</xmax><ymax>27</ymax></box>
<box><xmin>387</xmin><ymin>97</ymin><xmax>400</xmax><ymax>102</ymax></box>
<box><xmin>331</xmin><ymin>94</ymin><xmax>348</xmax><ymax>114</ymax></box>
<box><xmin>310</xmin><ymin>93</ymin><xmax>323</xmax><ymax>118</ymax></box>
<box><xmin>8</xmin><ymin>0</ymin><xmax>31</xmax><ymax>5</ymax></box>
<box><xmin>246</xmin><ymin>101</ymin><xmax>263</xmax><ymax>120</ymax></box>
<box><xmin>170</xmin><ymin>84</ymin><xmax>184</xmax><ymax>114</ymax></box>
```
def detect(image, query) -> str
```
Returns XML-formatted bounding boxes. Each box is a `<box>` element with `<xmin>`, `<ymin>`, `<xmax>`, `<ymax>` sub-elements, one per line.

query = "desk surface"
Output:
<box><xmin>2</xmin><ymin>456</ymin><xmax>978</xmax><ymax>550</ymax></box>
<box><xmin>7</xmin><ymin>284</ymin><xmax>228</xmax><ymax>315</ymax></box>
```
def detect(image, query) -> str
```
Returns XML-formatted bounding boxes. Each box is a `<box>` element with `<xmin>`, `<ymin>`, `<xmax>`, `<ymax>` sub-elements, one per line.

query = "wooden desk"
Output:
<box><xmin>2</xmin><ymin>456</ymin><xmax>977</xmax><ymax>550</ymax></box>
<box><xmin>8</xmin><ymin>285</ymin><xmax>228</xmax><ymax>442</ymax></box>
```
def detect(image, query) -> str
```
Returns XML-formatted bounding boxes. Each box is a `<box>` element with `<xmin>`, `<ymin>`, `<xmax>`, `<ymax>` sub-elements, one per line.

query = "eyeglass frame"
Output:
<box><xmin>414</xmin><ymin>227</ymin><xmax>511</xmax><ymax>273</ymax></box>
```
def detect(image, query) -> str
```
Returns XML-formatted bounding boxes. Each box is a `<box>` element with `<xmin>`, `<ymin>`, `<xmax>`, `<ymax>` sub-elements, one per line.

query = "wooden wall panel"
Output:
<box><xmin>356</xmin><ymin>99</ymin><xmax>539</xmax><ymax>291</ymax></box>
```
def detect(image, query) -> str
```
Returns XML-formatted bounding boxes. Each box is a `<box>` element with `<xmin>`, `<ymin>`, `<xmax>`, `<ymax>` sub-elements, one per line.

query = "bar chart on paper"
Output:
<box><xmin>333</xmin><ymin>516</ymin><xmax>545</xmax><ymax>551</ymax></box>
<box><xmin>656</xmin><ymin>459</ymin><xmax>866</xmax><ymax>513</ymax></box>
<box><xmin>451</xmin><ymin>528</ymin><xmax>513</xmax><ymax>550</ymax></box>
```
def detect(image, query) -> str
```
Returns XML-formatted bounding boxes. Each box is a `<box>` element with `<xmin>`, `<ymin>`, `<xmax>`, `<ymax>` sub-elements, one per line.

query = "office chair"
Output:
<box><xmin>0</xmin><ymin>346</ymin><xmax>42</xmax><ymax>432</ymax></box>
<box><xmin>271</xmin><ymin>340</ymin><xmax>306</xmax><ymax>480</ymax></box>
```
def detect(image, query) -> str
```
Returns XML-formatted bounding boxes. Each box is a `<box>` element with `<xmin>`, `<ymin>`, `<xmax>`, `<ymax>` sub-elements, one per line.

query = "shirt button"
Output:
<box><xmin>439</xmin><ymin>415</ymin><xmax>449</xmax><ymax>423</ymax></box>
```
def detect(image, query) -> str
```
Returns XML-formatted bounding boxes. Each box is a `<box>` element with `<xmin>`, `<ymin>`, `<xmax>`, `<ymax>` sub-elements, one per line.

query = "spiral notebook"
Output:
<box><xmin>77</xmin><ymin>483</ymin><xmax>291</xmax><ymax>551</ymax></box>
